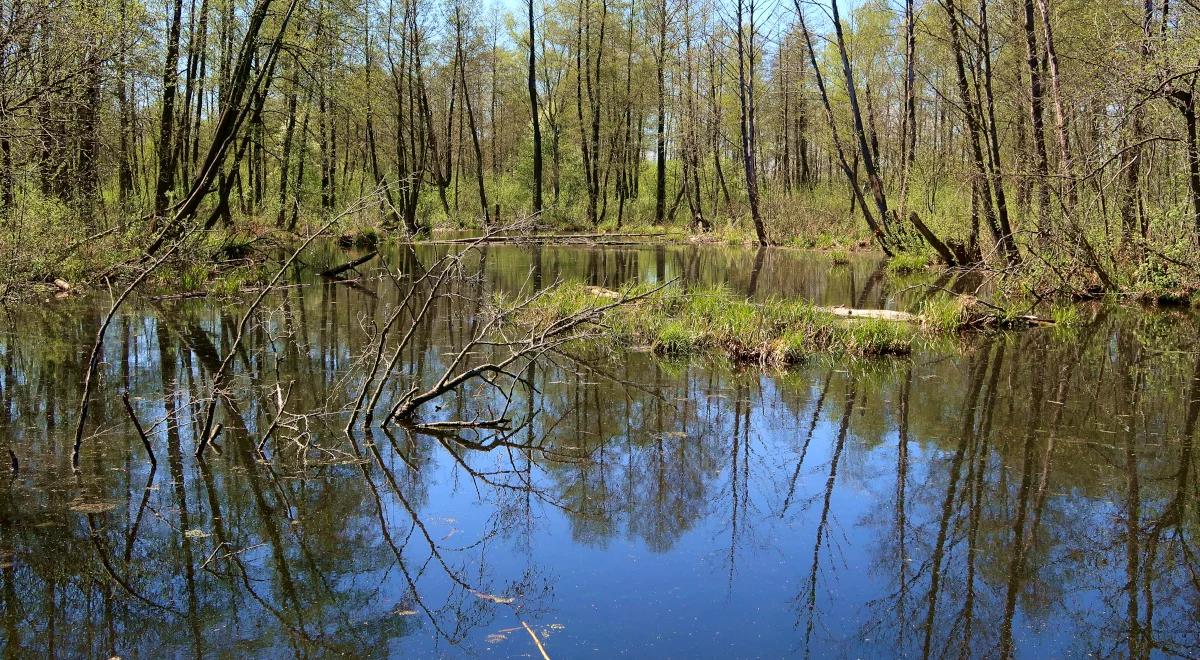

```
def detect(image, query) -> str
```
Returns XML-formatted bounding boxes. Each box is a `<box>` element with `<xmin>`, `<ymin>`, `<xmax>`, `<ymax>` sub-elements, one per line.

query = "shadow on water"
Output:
<box><xmin>0</xmin><ymin>243</ymin><xmax>1198</xmax><ymax>657</ymax></box>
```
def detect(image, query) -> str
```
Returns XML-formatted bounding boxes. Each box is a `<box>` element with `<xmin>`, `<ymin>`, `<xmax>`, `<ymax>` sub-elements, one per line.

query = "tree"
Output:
<box><xmin>528</xmin><ymin>0</ymin><xmax>544</xmax><ymax>216</ymax></box>
<box><xmin>734</xmin><ymin>0</ymin><xmax>766</xmax><ymax>246</ymax></box>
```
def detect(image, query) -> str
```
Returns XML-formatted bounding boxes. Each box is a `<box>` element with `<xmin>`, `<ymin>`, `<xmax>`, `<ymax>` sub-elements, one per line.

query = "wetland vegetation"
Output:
<box><xmin>1</xmin><ymin>0</ymin><xmax>1200</xmax><ymax>654</ymax></box>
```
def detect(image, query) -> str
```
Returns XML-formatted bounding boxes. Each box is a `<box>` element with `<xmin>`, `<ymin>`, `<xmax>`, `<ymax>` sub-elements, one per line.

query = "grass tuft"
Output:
<box><xmin>1050</xmin><ymin>304</ymin><xmax>1081</xmax><ymax>327</ymax></box>
<box><xmin>887</xmin><ymin>253</ymin><xmax>931</xmax><ymax>275</ymax></box>
<box><xmin>918</xmin><ymin>297</ymin><xmax>969</xmax><ymax>333</ymax></box>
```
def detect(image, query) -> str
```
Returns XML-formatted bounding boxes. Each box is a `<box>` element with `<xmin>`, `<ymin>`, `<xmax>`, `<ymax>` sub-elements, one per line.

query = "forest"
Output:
<box><xmin>3</xmin><ymin>0</ymin><xmax>1200</xmax><ymax>654</ymax></box>
<box><xmin>0</xmin><ymin>0</ymin><xmax>1199</xmax><ymax>297</ymax></box>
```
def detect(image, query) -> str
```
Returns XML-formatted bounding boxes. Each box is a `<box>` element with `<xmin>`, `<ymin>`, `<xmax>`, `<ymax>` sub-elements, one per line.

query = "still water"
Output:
<box><xmin>0</xmin><ymin>244</ymin><xmax>1197</xmax><ymax>657</ymax></box>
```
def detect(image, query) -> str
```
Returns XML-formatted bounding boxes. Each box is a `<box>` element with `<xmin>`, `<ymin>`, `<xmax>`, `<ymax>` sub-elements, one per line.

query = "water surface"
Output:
<box><xmin>1</xmin><ymin>244</ymin><xmax>1197</xmax><ymax>657</ymax></box>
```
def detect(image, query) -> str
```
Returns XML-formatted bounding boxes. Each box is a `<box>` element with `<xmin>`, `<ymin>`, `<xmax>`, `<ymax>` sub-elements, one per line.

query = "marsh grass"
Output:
<box><xmin>509</xmin><ymin>282</ymin><xmax>920</xmax><ymax>366</ymax></box>
<box><xmin>886</xmin><ymin>253</ymin><xmax>931</xmax><ymax>275</ymax></box>
<box><xmin>917</xmin><ymin>296</ymin><xmax>970</xmax><ymax>333</ymax></box>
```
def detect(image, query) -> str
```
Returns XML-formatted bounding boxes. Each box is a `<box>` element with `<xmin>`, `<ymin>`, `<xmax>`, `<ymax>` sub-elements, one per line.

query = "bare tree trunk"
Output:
<box><xmin>829</xmin><ymin>0</ymin><xmax>893</xmax><ymax>243</ymax></box>
<box><xmin>900</xmin><ymin>0</ymin><xmax>917</xmax><ymax>174</ymax></box>
<box><xmin>574</xmin><ymin>0</ymin><xmax>593</xmax><ymax>224</ymax></box>
<box><xmin>147</xmin><ymin>0</ymin><xmax>301</xmax><ymax>252</ymax></box>
<box><xmin>653</xmin><ymin>0</ymin><xmax>667</xmax><ymax>225</ymax></box>
<box><xmin>709</xmin><ymin>38</ymin><xmax>732</xmax><ymax>209</ymax></box>
<box><xmin>976</xmin><ymin>0</ymin><xmax>1018</xmax><ymax>258</ymax></box>
<box><xmin>1035</xmin><ymin>0</ymin><xmax>1076</xmax><ymax>211</ymax></box>
<box><xmin>589</xmin><ymin>0</ymin><xmax>607</xmax><ymax>224</ymax></box>
<box><xmin>289</xmin><ymin>88</ymin><xmax>312</xmax><ymax>230</ymax></box>
<box><xmin>1021</xmin><ymin>0</ymin><xmax>1052</xmax><ymax>240</ymax></box>
<box><xmin>682</xmin><ymin>1</ymin><xmax>707</xmax><ymax>230</ymax></box>
<box><xmin>454</xmin><ymin>5</ymin><xmax>490</xmax><ymax>229</ymax></box>
<box><xmin>735</xmin><ymin>0</ymin><xmax>766</xmax><ymax>246</ymax></box>
<box><xmin>0</xmin><ymin>19</ymin><xmax>10</xmax><ymax>218</ymax></box>
<box><xmin>780</xmin><ymin>41</ymin><xmax>792</xmax><ymax>191</ymax></box>
<box><xmin>575</xmin><ymin>0</ymin><xmax>607</xmax><ymax>226</ymax></box>
<box><xmin>153</xmin><ymin>0</ymin><xmax>186</xmax><ymax>221</ymax></box>
<box><xmin>1169</xmin><ymin>90</ymin><xmax>1200</xmax><ymax>245</ymax></box>
<box><xmin>1120</xmin><ymin>0</ymin><xmax>1155</xmax><ymax>250</ymax></box>
<box><xmin>942</xmin><ymin>0</ymin><xmax>1018</xmax><ymax>264</ymax></box>
<box><xmin>528</xmin><ymin>0</ymin><xmax>543</xmax><ymax>216</ymax></box>
<box><xmin>794</xmin><ymin>3</ymin><xmax>897</xmax><ymax>257</ymax></box>
<box><xmin>77</xmin><ymin>1</ymin><xmax>103</xmax><ymax>227</ymax></box>
<box><xmin>116</xmin><ymin>0</ymin><xmax>135</xmax><ymax>211</ymax></box>
<box><xmin>277</xmin><ymin>54</ymin><xmax>298</xmax><ymax>227</ymax></box>
<box><xmin>616</xmin><ymin>6</ymin><xmax>635</xmax><ymax>228</ymax></box>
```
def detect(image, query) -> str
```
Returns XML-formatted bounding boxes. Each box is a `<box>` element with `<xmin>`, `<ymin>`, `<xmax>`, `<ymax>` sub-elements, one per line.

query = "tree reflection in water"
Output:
<box><xmin>0</xmin><ymin>243</ymin><xmax>1197</xmax><ymax>657</ymax></box>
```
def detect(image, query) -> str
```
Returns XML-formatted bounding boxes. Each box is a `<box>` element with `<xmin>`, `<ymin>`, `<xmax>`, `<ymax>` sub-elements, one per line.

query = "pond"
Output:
<box><xmin>0</xmin><ymin>243</ymin><xmax>1197</xmax><ymax>657</ymax></box>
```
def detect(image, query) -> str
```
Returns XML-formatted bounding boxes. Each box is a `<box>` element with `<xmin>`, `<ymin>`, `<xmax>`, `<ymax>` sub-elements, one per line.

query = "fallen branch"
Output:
<box><xmin>386</xmin><ymin>278</ymin><xmax>676</xmax><ymax>423</ymax></box>
<box><xmin>319</xmin><ymin>251</ymin><xmax>378</xmax><ymax>278</ymax></box>
<box><xmin>121</xmin><ymin>391</ymin><xmax>156</xmax><ymax>468</ymax></box>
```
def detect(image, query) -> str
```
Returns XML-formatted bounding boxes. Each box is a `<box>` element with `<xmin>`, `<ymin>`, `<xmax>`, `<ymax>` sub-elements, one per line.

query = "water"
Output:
<box><xmin>0</xmin><ymin>243</ymin><xmax>1197</xmax><ymax>657</ymax></box>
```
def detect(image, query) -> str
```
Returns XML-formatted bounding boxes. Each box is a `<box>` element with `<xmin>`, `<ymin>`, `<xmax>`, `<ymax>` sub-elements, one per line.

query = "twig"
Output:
<box><xmin>257</xmin><ymin>382</ymin><xmax>294</xmax><ymax>454</ymax></box>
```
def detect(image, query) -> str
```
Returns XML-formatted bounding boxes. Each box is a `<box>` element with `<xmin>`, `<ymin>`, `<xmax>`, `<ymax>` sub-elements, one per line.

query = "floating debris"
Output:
<box><xmin>470</xmin><ymin>589</ymin><xmax>515</xmax><ymax>605</ymax></box>
<box><xmin>69</xmin><ymin>500</ymin><xmax>117</xmax><ymax>514</ymax></box>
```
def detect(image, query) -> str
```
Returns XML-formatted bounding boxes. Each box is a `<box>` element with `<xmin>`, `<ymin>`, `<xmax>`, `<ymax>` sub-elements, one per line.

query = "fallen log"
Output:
<box><xmin>818</xmin><ymin>302</ymin><xmax>1052</xmax><ymax>328</ymax></box>
<box><xmin>430</xmin><ymin>232</ymin><xmax>667</xmax><ymax>245</ymax></box>
<box><xmin>817</xmin><ymin>306</ymin><xmax>917</xmax><ymax>321</ymax></box>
